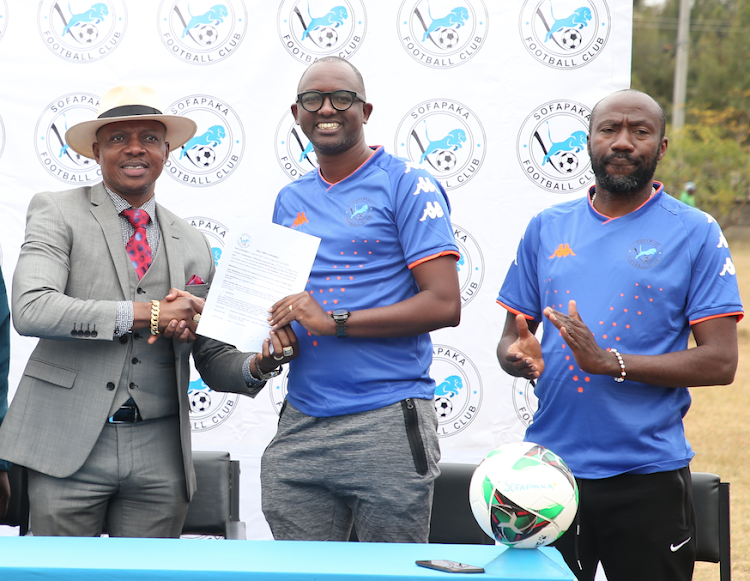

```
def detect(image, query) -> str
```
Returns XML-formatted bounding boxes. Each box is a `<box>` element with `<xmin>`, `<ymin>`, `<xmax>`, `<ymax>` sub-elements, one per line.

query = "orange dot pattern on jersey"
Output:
<box><xmin>544</xmin><ymin>280</ymin><xmax>665</xmax><ymax>393</ymax></box>
<box><xmin>307</xmin><ymin>237</ymin><xmax>375</xmax><ymax>347</ymax></box>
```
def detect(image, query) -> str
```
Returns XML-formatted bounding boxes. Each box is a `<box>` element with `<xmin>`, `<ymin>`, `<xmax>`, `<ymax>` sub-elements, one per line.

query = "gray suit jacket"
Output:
<box><xmin>0</xmin><ymin>183</ymin><xmax>258</xmax><ymax>498</ymax></box>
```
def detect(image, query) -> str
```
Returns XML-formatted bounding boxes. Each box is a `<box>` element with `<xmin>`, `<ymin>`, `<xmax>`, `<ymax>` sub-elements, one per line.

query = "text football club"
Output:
<box><xmin>452</xmin><ymin>224</ymin><xmax>484</xmax><ymax>307</ymax></box>
<box><xmin>516</xmin><ymin>100</ymin><xmax>593</xmax><ymax>193</ymax></box>
<box><xmin>395</xmin><ymin>99</ymin><xmax>485</xmax><ymax>191</ymax></box>
<box><xmin>519</xmin><ymin>0</ymin><xmax>611</xmax><ymax>70</ymax></box>
<box><xmin>397</xmin><ymin>0</ymin><xmax>488</xmax><ymax>68</ymax></box>
<box><xmin>183</xmin><ymin>217</ymin><xmax>240</xmax><ymax>432</ymax></box>
<box><xmin>158</xmin><ymin>0</ymin><xmax>247</xmax><ymax>64</ymax></box>
<box><xmin>277</xmin><ymin>0</ymin><xmax>367</xmax><ymax>64</ymax></box>
<box><xmin>165</xmin><ymin>95</ymin><xmax>244</xmax><ymax>187</ymax></box>
<box><xmin>37</xmin><ymin>0</ymin><xmax>127</xmax><ymax>63</ymax></box>
<box><xmin>431</xmin><ymin>345</ymin><xmax>482</xmax><ymax>437</ymax></box>
<box><xmin>275</xmin><ymin>109</ymin><xmax>317</xmax><ymax>180</ymax></box>
<box><xmin>35</xmin><ymin>92</ymin><xmax>102</xmax><ymax>185</ymax></box>
<box><xmin>512</xmin><ymin>377</ymin><xmax>538</xmax><ymax>428</ymax></box>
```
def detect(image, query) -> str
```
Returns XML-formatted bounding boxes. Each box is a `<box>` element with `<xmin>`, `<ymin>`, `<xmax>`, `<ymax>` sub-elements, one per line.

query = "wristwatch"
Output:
<box><xmin>253</xmin><ymin>355</ymin><xmax>281</xmax><ymax>381</ymax></box>
<box><xmin>331</xmin><ymin>309</ymin><xmax>350</xmax><ymax>338</ymax></box>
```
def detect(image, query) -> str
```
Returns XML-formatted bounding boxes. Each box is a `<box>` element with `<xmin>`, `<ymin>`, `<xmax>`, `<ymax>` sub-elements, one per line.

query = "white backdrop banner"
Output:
<box><xmin>0</xmin><ymin>0</ymin><xmax>632</xmax><ymax>538</ymax></box>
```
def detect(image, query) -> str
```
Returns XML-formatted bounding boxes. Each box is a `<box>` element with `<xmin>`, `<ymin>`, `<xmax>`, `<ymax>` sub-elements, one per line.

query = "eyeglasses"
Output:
<box><xmin>296</xmin><ymin>90</ymin><xmax>366</xmax><ymax>112</ymax></box>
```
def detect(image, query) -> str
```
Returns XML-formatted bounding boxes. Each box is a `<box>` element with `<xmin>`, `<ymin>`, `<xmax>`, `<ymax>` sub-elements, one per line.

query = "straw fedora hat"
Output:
<box><xmin>65</xmin><ymin>85</ymin><xmax>197</xmax><ymax>159</ymax></box>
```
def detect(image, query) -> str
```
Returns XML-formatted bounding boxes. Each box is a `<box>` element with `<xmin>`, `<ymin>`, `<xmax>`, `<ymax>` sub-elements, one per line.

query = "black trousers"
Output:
<box><xmin>553</xmin><ymin>467</ymin><xmax>696</xmax><ymax>581</ymax></box>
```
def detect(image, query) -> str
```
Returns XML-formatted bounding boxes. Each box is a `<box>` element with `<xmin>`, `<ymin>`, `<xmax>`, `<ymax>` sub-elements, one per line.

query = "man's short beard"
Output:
<box><xmin>592</xmin><ymin>150</ymin><xmax>660</xmax><ymax>196</ymax></box>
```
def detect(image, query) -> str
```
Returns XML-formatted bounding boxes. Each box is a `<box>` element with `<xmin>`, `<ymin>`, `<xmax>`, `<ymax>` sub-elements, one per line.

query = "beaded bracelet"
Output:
<box><xmin>150</xmin><ymin>300</ymin><xmax>160</xmax><ymax>336</ymax></box>
<box><xmin>610</xmin><ymin>348</ymin><xmax>626</xmax><ymax>382</ymax></box>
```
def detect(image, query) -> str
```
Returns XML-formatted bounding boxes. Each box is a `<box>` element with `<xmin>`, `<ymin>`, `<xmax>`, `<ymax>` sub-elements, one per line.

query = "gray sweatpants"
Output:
<box><xmin>261</xmin><ymin>397</ymin><xmax>441</xmax><ymax>542</ymax></box>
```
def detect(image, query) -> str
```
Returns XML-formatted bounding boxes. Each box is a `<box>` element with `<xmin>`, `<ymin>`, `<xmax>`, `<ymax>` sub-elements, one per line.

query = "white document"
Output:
<box><xmin>196</xmin><ymin>217</ymin><xmax>320</xmax><ymax>352</ymax></box>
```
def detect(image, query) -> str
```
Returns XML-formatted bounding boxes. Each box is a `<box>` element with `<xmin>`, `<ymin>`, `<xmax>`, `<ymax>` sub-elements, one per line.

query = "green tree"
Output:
<box><xmin>658</xmin><ymin>123</ymin><xmax>750</xmax><ymax>229</ymax></box>
<box><xmin>633</xmin><ymin>0</ymin><xmax>750</xmax><ymax>227</ymax></box>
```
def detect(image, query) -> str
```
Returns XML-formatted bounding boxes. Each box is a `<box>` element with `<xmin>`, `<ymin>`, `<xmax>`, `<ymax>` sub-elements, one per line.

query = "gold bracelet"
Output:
<box><xmin>150</xmin><ymin>300</ymin><xmax>160</xmax><ymax>336</ymax></box>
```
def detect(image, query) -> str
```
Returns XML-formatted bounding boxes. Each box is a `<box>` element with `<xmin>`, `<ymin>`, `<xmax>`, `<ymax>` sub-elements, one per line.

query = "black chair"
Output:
<box><xmin>0</xmin><ymin>452</ymin><xmax>244</xmax><ymax>539</ymax></box>
<box><xmin>0</xmin><ymin>464</ymin><xmax>30</xmax><ymax>535</ymax></box>
<box><xmin>692</xmin><ymin>471</ymin><xmax>731</xmax><ymax>581</ymax></box>
<box><xmin>182</xmin><ymin>451</ymin><xmax>246</xmax><ymax>539</ymax></box>
<box><xmin>429</xmin><ymin>462</ymin><xmax>494</xmax><ymax>545</ymax></box>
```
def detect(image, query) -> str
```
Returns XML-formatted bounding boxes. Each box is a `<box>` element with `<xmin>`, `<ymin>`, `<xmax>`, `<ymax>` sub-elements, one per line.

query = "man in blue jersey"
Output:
<box><xmin>496</xmin><ymin>89</ymin><xmax>742</xmax><ymax>581</ymax></box>
<box><xmin>260</xmin><ymin>56</ymin><xmax>461</xmax><ymax>542</ymax></box>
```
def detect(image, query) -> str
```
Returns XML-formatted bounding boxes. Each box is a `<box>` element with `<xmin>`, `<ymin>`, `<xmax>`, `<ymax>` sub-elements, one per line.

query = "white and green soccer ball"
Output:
<box><xmin>469</xmin><ymin>442</ymin><xmax>578</xmax><ymax>549</ymax></box>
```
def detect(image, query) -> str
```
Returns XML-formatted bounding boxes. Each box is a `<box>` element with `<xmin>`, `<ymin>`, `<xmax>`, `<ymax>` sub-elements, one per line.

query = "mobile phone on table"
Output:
<box><xmin>416</xmin><ymin>560</ymin><xmax>485</xmax><ymax>573</ymax></box>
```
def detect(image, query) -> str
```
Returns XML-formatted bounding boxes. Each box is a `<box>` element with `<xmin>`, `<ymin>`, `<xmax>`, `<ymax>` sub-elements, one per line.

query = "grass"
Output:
<box><xmin>687</xmin><ymin>227</ymin><xmax>750</xmax><ymax>580</ymax></box>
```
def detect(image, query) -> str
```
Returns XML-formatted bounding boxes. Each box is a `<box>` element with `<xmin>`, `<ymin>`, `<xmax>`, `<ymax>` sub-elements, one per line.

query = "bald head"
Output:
<box><xmin>590</xmin><ymin>90</ymin><xmax>666</xmax><ymax>140</ymax></box>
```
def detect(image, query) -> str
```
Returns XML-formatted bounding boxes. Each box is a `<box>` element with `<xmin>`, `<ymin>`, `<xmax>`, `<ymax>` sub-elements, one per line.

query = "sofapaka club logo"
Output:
<box><xmin>277</xmin><ymin>0</ymin><xmax>367</xmax><ymax>64</ymax></box>
<box><xmin>184</xmin><ymin>217</ymin><xmax>240</xmax><ymax>432</ymax></box>
<box><xmin>158</xmin><ymin>0</ymin><xmax>247</xmax><ymax>65</ymax></box>
<box><xmin>397</xmin><ymin>0</ymin><xmax>488</xmax><ymax>68</ymax></box>
<box><xmin>516</xmin><ymin>99</ymin><xmax>593</xmax><ymax>193</ymax></box>
<box><xmin>519</xmin><ymin>0</ymin><xmax>611</xmax><ymax>70</ymax></box>
<box><xmin>165</xmin><ymin>95</ymin><xmax>244</xmax><ymax>187</ymax></box>
<box><xmin>275</xmin><ymin>109</ymin><xmax>317</xmax><ymax>180</ymax></box>
<box><xmin>452</xmin><ymin>224</ymin><xmax>484</xmax><ymax>307</ymax></box>
<box><xmin>395</xmin><ymin>99</ymin><xmax>485</xmax><ymax>191</ymax></box>
<box><xmin>431</xmin><ymin>344</ymin><xmax>482</xmax><ymax>437</ymax></box>
<box><xmin>35</xmin><ymin>92</ymin><xmax>102</xmax><ymax>185</ymax></box>
<box><xmin>37</xmin><ymin>0</ymin><xmax>127</xmax><ymax>63</ymax></box>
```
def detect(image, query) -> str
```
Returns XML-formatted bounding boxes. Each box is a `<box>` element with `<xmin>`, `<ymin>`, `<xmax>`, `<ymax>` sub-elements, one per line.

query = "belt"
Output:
<box><xmin>107</xmin><ymin>402</ymin><xmax>142</xmax><ymax>424</ymax></box>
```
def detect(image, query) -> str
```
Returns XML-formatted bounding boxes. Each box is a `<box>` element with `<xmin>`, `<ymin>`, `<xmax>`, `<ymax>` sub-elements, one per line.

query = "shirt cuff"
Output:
<box><xmin>0</xmin><ymin>459</ymin><xmax>10</xmax><ymax>472</ymax></box>
<box><xmin>242</xmin><ymin>354</ymin><xmax>267</xmax><ymax>389</ymax></box>
<box><xmin>114</xmin><ymin>301</ymin><xmax>134</xmax><ymax>337</ymax></box>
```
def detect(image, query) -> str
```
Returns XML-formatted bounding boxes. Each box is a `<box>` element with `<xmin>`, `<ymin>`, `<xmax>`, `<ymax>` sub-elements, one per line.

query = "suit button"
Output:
<box><xmin>106</xmin><ymin>382</ymin><xmax>115</xmax><ymax>391</ymax></box>
<box><xmin>129</xmin><ymin>382</ymin><xmax>138</xmax><ymax>389</ymax></box>
<box><xmin>120</xmin><ymin>336</ymin><xmax>128</xmax><ymax>344</ymax></box>
<box><xmin>137</xmin><ymin>287</ymin><xmax>146</xmax><ymax>294</ymax></box>
<box><xmin>134</xmin><ymin>333</ymin><xmax>141</xmax><ymax>340</ymax></box>
<box><xmin>131</xmin><ymin>357</ymin><xmax>140</xmax><ymax>365</ymax></box>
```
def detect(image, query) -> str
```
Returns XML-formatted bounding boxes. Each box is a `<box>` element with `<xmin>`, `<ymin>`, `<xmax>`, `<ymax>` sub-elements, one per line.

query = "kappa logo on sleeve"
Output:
<box><xmin>419</xmin><ymin>201</ymin><xmax>444</xmax><ymax>221</ymax></box>
<box><xmin>719</xmin><ymin>257</ymin><xmax>736</xmax><ymax>277</ymax></box>
<box><xmin>412</xmin><ymin>176</ymin><xmax>439</xmax><ymax>195</ymax></box>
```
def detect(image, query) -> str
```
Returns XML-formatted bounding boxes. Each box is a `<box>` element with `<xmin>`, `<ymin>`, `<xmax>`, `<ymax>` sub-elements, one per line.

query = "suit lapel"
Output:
<box><xmin>89</xmin><ymin>183</ymin><xmax>132</xmax><ymax>298</ymax></box>
<box><xmin>157</xmin><ymin>203</ymin><xmax>185</xmax><ymax>291</ymax></box>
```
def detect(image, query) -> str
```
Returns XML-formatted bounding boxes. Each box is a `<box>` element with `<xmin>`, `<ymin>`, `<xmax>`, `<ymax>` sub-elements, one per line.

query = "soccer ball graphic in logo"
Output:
<box><xmin>555</xmin><ymin>152</ymin><xmax>579</xmax><ymax>174</ymax></box>
<box><xmin>435</xmin><ymin>150</ymin><xmax>457</xmax><ymax>172</ymax></box>
<box><xmin>434</xmin><ymin>396</ymin><xmax>453</xmax><ymax>418</ymax></box>
<box><xmin>560</xmin><ymin>28</ymin><xmax>582</xmax><ymax>50</ymax></box>
<box><xmin>438</xmin><ymin>28</ymin><xmax>459</xmax><ymax>49</ymax></box>
<box><xmin>192</xmin><ymin>146</ymin><xmax>217</xmax><ymax>168</ymax></box>
<box><xmin>469</xmin><ymin>442</ymin><xmax>578</xmax><ymax>549</ymax></box>
<box><xmin>190</xmin><ymin>390</ymin><xmax>212</xmax><ymax>413</ymax></box>
<box><xmin>196</xmin><ymin>24</ymin><xmax>218</xmax><ymax>46</ymax></box>
<box><xmin>75</xmin><ymin>23</ymin><xmax>99</xmax><ymax>44</ymax></box>
<box><xmin>317</xmin><ymin>27</ymin><xmax>338</xmax><ymax>48</ymax></box>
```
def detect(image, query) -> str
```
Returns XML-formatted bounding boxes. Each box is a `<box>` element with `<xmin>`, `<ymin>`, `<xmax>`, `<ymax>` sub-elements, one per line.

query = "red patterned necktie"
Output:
<box><xmin>122</xmin><ymin>208</ymin><xmax>152</xmax><ymax>279</ymax></box>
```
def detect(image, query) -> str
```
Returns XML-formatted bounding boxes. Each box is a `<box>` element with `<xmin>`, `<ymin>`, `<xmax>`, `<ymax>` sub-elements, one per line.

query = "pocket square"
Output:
<box><xmin>187</xmin><ymin>274</ymin><xmax>205</xmax><ymax>285</ymax></box>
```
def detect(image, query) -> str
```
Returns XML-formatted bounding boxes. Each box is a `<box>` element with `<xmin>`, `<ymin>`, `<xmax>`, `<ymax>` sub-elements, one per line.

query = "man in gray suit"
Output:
<box><xmin>0</xmin><ymin>85</ymin><xmax>297</xmax><ymax>537</ymax></box>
